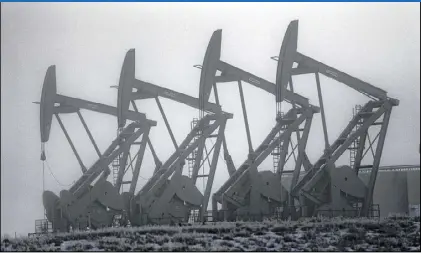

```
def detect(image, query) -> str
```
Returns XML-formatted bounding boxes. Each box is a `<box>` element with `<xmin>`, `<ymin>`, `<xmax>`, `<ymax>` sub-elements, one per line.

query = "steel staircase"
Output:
<box><xmin>272</xmin><ymin>111</ymin><xmax>285</xmax><ymax>173</ymax></box>
<box><xmin>112</xmin><ymin>128</ymin><xmax>124</xmax><ymax>185</ymax></box>
<box><xmin>187</xmin><ymin>118</ymin><xmax>201</xmax><ymax>178</ymax></box>
<box><xmin>349</xmin><ymin>105</ymin><xmax>363</xmax><ymax>168</ymax></box>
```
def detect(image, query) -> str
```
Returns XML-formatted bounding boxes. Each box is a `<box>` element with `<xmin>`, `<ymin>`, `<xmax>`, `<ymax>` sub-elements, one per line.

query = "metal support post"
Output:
<box><xmin>200</xmin><ymin>118</ymin><xmax>226</xmax><ymax>221</ymax></box>
<box><xmin>155</xmin><ymin>97</ymin><xmax>178</xmax><ymax>150</ymax></box>
<box><xmin>192</xmin><ymin>139</ymin><xmax>206</xmax><ymax>183</ymax></box>
<box><xmin>148</xmin><ymin>139</ymin><xmax>162</xmax><ymax>174</ymax></box>
<box><xmin>237</xmin><ymin>80</ymin><xmax>253</xmax><ymax>153</ymax></box>
<box><xmin>131</xmin><ymin>100</ymin><xmax>139</xmax><ymax>113</ymax></box>
<box><xmin>290</xmin><ymin>114</ymin><xmax>313</xmax><ymax>193</ymax></box>
<box><xmin>55</xmin><ymin>113</ymin><xmax>87</xmax><ymax>173</ymax></box>
<box><xmin>315</xmin><ymin>73</ymin><xmax>330</xmax><ymax>150</ymax></box>
<box><xmin>212</xmin><ymin>82</ymin><xmax>236</xmax><ymax>176</ymax></box>
<box><xmin>76</xmin><ymin>111</ymin><xmax>101</xmax><ymax>157</ymax></box>
<box><xmin>129</xmin><ymin>127</ymin><xmax>151</xmax><ymax>194</ymax></box>
<box><xmin>141</xmin><ymin>116</ymin><xmax>220</xmax><ymax>197</ymax></box>
<box><xmin>361</xmin><ymin>104</ymin><xmax>393</xmax><ymax>216</ymax></box>
<box><xmin>276</xmin><ymin>134</ymin><xmax>291</xmax><ymax>175</ymax></box>
<box><xmin>353</xmin><ymin>128</ymin><xmax>368</xmax><ymax>172</ymax></box>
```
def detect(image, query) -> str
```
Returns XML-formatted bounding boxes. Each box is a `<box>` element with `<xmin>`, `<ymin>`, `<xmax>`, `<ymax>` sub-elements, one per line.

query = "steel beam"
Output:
<box><xmin>55</xmin><ymin>114</ymin><xmax>87</xmax><ymax>173</ymax></box>
<box><xmin>294</xmin><ymin>53</ymin><xmax>388</xmax><ymax>101</ymax></box>
<box><xmin>237</xmin><ymin>81</ymin><xmax>253</xmax><ymax>153</ymax></box>
<box><xmin>315</xmin><ymin>72</ymin><xmax>330</xmax><ymax>150</ymax></box>
<box><xmin>200</xmin><ymin>118</ymin><xmax>227</xmax><ymax>220</ymax></box>
<box><xmin>70</xmin><ymin>123</ymin><xmax>145</xmax><ymax>198</ymax></box>
<box><xmin>155</xmin><ymin>97</ymin><xmax>178</xmax><ymax>150</ymax></box>
<box><xmin>76</xmin><ymin>111</ymin><xmax>101</xmax><ymax>158</ymax></box>
<box><xmin>290</xmin><ymin>114</ymin><xmax>313</xmax><ymax>193</ymax></box>
<box><xmin>129</xmin><ymin>127</ymin><xmax>151</xmax><ymax>195</ymax></box>
<box><xmin>145</xmin><ymin>117</ymin><xmax>223</xmax><ymax>198</ymax></box>
<box><xmin>299</xmin><ymin>104</ymin><xmax>388</xmax><ymax>201</ymax></box>
<box><xmin>192</xmin><ymin>138</ymin><xmax>206</xmax><ymax>183</ymax></box>
<box><xmin>55</xmin><ymin>95</ymin><xmax>154</xmax><ymax>126</ymax></box>
<box><xmin>212</xmin><ymin>82</ymin><xmax>236</xmax><ymax>176</ymax></box>
<box><xmin>213</xmin><ymin>109</ymin><xmax>298</xmax><ymax>201</ymax></box>
<box><xmin>220</xmin><ymin>109</ymin><xmax>312</xmax><ymax>202</ymax></box>
<box><xmin>132</xmin><ymin>79</ymin><xmax>223</xmax><ymax>115</ymax></box>
<box><xmin>217</xmin><ymin>61</ymin><xmax>311</xmax><ymax>108</ymax></box>
<box><xmin>361</xmin><ymin>103</ymin><xmax>393</xmax><ymax>216</ymax></box>
<box><xmin>136</xmin><ymin>115</ymin><xmax>215</xmax><ymax>197</ymax></box>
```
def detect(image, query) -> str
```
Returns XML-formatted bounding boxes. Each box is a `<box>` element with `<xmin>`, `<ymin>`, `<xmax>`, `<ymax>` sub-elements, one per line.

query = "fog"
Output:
<box><xmin>1</xmin><ymin>3</ymin><xmax>420</xmax><ymax>236</ymax></box>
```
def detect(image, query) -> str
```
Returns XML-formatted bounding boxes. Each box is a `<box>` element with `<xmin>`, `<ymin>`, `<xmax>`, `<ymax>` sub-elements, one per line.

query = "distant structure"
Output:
<box><xmin>33</xmin><ymin>20</ymin><xmax>419</xmax><ymax>235</ymax></box>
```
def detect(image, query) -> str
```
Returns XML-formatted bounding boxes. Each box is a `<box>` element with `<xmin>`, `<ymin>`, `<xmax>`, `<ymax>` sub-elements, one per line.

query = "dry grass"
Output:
<box><xmin>1</xmin><ymin>216</ymin><xmax>419</xmax><ymax>251</ymax></box>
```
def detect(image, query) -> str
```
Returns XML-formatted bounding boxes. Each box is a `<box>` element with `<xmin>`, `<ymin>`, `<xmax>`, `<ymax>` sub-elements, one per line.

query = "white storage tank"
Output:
<box><xmin>359</xmin><ymin>169</ymin><xmax>409</xmax><ymax>217</ymax></box>
<box><xmin>407</xmin><ymin>168</ymin><xmax>420</xmax><ymax>216</ymax></box>
<box><xmin>407</xmin><ymin>169</ymin><xmax>420</xmax><ymax>206</ymax></box>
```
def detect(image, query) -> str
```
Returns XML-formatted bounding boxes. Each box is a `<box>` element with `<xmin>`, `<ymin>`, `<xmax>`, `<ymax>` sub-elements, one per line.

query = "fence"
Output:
<box><xmin>315</xmin><ymin>204</ymin><xmax>380</xmax><ymax>219</ymax></box>
<box><xmin>29</xmin><ymin>204</ymin><xmax>383</xmax><ymax>236</ymax></box>
<box><xmin>28</xmin><ymin>219</ymin><xmax>53</xmax><ymax>237</ymax></box>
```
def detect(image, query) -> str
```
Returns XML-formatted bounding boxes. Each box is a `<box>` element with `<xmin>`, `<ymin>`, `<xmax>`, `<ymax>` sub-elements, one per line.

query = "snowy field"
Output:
<box><xmin>1</xmin><ymin>216</ymin><xmax>419</xmax><ymax>252</ymax></box>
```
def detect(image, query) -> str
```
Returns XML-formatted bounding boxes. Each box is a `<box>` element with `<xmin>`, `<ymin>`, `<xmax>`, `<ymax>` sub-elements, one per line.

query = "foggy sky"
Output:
<box><xmin>1</xmin><ymin>3</ymin><xmax>420</xmax><ymax>236</ymax></box>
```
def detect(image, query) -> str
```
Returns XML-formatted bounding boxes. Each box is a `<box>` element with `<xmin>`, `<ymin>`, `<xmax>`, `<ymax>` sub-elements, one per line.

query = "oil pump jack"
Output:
<box><xmin>36</xmin><ymin>65</ymin><xmax>157</xmax><ymax>232</ymax></box>
<box><xmin>35</xmin><ymin>18</ymin><xmax>399</xmax><ymax>233</ymax></box>
<box><xmin>276</xmin><ymin>20</ymin><xmax>400</xmax><ymax>218</ymax></box>
<box><xmin>192</xmin><ymin>28</ymin><xmax>321</xmax><ymax>221</ymax></box>
<box><xmin>115</xmin><ymin>49</ymin><xmax>236</xmax><ymax>225</ymax></box>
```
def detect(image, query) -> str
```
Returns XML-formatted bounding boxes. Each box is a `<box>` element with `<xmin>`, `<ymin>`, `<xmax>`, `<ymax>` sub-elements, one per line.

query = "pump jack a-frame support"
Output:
<box><xmin>116</xmin><ymin>49</ymin><xmax>235</xmax><ymax>224</ymax></box>
<box><xmin>275</xmin><ymin>20</ymin><xmax>399</xmax><ymax>218</ymax></box>
<box><xmin>194</xmin><ymin>28</ymin><xmax>320</xmax><ymax>221</ymax></box>
<box><xmin>37</xmin><ymin>65</ymin><xmax>157</xmax><ymax>232</ymax></box>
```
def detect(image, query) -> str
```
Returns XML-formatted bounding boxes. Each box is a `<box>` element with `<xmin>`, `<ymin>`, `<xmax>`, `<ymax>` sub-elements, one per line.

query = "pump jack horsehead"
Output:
<box><xmin>36</xmin><ymin>65</ymin><xmax>157</xmax><ymax>232</ymax></box>
<box><xmin>273</xmin><ymin>20</ymin><xmax>399</xmax><ymax>218</ymax></box>
<box><xmin>196</xmin><ymin>27</ymin><xmax>321</xmax><ymax>221</ymax></box>
<box><xmin>116</xmin><ymin>49</ymin><xmax>236</xmax><ymax>225</ymax></box>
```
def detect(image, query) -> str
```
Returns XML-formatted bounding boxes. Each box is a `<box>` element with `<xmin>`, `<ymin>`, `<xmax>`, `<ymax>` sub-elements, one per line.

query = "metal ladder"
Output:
<box><xmin>349</xmin><ymin>105</ymin><xmax>363</xmax><ymax>168</ymax></box>
<box><xmin>272</xmin><ymin>110</ymin><xmax>285</xmax><ymax>173</ymax></box>
<box><xmin>34</xmin><ymin>219</ymin><xmax>53</xmax><ymax>234</ymax></box>
<box><xmin>187</xmin><ymin>150</ymin><xmax>197</xmax><ymax>178</ymax></box>
<box><xmin>187</xmin><ymin>118</ymin><xmax>202</xmax><ymax>178</ymax></box>
<box><xmin>112</xmin><ymin>127</ymin><xmax>123</xmax><ymax>185</ymax></box>
<box><xmin>272</xmin><ymin>145</ymin><xmax>283</xmax><ymax>173</ymax></box>
<box><xmin>188</xmin><ymin>209</ymin><xmax>200</xmax><ymax>223</ymax></box>
<box><xmin>187</xmin><ymin>118</ymin><xmax>203</xmax><ymax>223</ymax></box>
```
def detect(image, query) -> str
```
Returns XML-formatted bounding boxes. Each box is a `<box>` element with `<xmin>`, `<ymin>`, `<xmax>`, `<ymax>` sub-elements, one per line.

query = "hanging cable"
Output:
<box><xmin>41</xmin><ymin>143</ymin><xmax>46</xmax><ymax>190</ymax></box>
<box><xmin>138</xmin><ymin>175</ymin><xmax>149</xmax><ymax>181</ymax></box>
<box><xmin>137</xmin><ymin>144</ymin><xmax>151</xmax><ymax>181</ymax></box>
<box><xmin>44</xmin><ymin>144</ymin><xmax>76</xmax><ymax>187</ymax></box>
<box><xmin>41</xmin><ymin>143</ymin><xmax>46</xmax><ymax>219</ymax></box>
<box><xmin>209</xmin><ymin>138</ymin><xmax>227</xmax><ymax>166</ymax></box>
<box><xmin>45</xmin><ymin>160</ymin><xmax>75</xmax><ymax>187</ymax></box>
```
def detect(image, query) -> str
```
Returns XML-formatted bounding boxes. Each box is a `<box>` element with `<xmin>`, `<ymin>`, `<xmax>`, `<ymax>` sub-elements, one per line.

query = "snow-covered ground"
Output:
<box><xmin>1</xmin><ymin>216</ymin><xmax>419</xmax><ymax>251</ymax></box>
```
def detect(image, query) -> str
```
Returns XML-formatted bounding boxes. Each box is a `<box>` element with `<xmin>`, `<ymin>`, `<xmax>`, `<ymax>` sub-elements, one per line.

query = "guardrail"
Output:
<box><xmin>281</xmin><ymin>165</ymin><xmax>420</xmax><ymax>178</ymax></box>
<box><xmin>315</xmin><ymin>204</ymin><xmax>380</xmax><ymax>219</ymax></box>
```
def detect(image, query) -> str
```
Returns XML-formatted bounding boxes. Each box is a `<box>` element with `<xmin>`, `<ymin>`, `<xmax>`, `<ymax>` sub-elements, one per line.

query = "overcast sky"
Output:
<box><xmin>1</xmin><ymin>3</ymin><xmax>420</xmax><ymax>236</ymax></box>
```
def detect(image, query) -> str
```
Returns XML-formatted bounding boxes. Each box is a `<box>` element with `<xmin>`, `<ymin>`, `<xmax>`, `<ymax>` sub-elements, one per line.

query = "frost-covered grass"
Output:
<box><xmin>1</xmin><ymin>216</ymin><xmax>419</xmax><ymax>251</ymax></box>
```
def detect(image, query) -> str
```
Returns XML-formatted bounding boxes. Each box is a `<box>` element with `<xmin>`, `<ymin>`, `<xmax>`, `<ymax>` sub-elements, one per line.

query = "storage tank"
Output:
<box><xmin>359</xmin><ymin>170</ymin><xmax>409</xmax><ymax>217</ymax></box>
<box><xmin>407</xmin><ymin>169</ymin><xmax>420</xmax><ymax>205</ymax></box>
<box><xmin>407</xmin><ymin>168</ymin><xmax>420</xmax><ymax>216</ymax></box>
<box><xmin>281</xmin><ymin>165</ymin><xmax>419</xmax><ymax>217</ymax></box>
